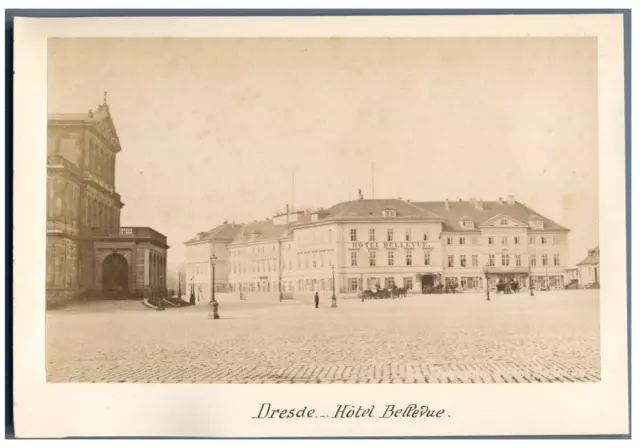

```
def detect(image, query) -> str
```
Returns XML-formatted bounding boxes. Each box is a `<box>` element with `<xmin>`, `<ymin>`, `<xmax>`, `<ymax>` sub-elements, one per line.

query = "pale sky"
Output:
<box><xmin>48</xmin><ymin>37</ymin><xmax>599</xmax><ymax>265</ymax></box>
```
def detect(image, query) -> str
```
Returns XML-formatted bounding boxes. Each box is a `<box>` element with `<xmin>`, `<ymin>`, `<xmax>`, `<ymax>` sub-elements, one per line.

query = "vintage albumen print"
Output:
<box><xmin>45</xmin><ymin>37</ymin><xmax>602</xmax><ymax>385</ymax></box>
<box><xmin>13</xmin><ymin>13</ymin><xmax>629</xmax><ymax>438</ymax></box>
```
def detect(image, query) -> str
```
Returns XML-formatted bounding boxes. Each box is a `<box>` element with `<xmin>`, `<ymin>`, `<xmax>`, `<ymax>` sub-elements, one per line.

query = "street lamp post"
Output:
<box><xmin>209</xmin><ymin>254</ymin><xmax>220</xmax><ymax>319</ymax></box>
<box><xmin>483</xmin><ymin>264</ymin><xmax>491</xmax><ymax>301</ymax></box>
<box><xmin>545</xmin><ymin>261</ymin><xmax>550</xmax><ymax>292</ymax></box>
<box><xmin>177</xmin><ymin>272</ymin><xmax>182</xmax><ymax>300</ymax></box>
<box><xmin>331</xmin><ymin>264</ymin><xmax>337</xmax><ymax>308</ymax></box>
<box><xmin>529</xmin><ymin>270</ymin><xmax>535</xmax><ymax>296</ymax></box>
<box><xmin>189</xmin><ymin>273</ymin><xmax>196</xmax><ymax>305</ymax></box>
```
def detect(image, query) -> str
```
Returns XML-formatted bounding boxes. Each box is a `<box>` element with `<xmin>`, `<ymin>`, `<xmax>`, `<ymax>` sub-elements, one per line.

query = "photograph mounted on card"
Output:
<box><xmin>12</xmin><ymin>13</ymin><xmax>629</xmax><ymax>438</ymax></box>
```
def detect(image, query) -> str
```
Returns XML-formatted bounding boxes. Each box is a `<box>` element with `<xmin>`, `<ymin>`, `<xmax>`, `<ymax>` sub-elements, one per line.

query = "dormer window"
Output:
<box><xmin>528</xmin><ymin>216</ymin><xmax>544</xmax><ymax>229</ymax></box>
<box><xmin>459</xmin><ymin>217</ymin><xmax>474</xmax><ymax>229</ymax></box>
<box><xmin>500</xmin><ymin>219</ymin><xmax>508</xmax><ymax>225</ymax></box>
<box><xmin>381</xmin><ymin>208</ymin><xmax>397</xmax><ymax>217</ymax></box>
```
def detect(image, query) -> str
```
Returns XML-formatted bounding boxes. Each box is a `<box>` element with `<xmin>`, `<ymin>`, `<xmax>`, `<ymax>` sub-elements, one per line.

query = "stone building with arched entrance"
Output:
<box><xmin>46</xmin><ymin>96</ymin><xmax>169</xmax><ymax>308</ymax></box>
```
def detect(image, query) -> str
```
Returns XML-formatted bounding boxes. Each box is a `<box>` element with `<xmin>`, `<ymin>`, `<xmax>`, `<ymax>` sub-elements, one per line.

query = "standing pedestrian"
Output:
<box><xmin>314</xmin><ymin>292</ymin><xmax>319</xmax><ymax>309</ymax></box>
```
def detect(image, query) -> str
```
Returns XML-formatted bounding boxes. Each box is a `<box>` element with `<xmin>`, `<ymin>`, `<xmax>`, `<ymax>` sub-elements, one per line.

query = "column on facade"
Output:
<box><xmin>111</xmin><ymin>156</ymin><xmax>116</xmax><ymax>186</ymax></box>
<box><xmin>152</xmin><ymin>252</ymin><xmax>157</xmax><ymax>291</ymax></box>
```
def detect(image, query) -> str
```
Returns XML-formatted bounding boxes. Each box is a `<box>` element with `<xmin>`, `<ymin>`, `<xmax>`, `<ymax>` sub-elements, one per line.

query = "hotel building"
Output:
<box><xmin>186</xmin><ymin>196</ymin><xmax>570</xmax><ymax>300</ymax></box>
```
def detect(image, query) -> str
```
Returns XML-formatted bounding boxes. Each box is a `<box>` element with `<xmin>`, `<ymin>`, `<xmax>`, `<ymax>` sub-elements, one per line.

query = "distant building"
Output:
<box><xmin>186</xmin><ymin>196</ymin><xmax>571</xmax><ymax>298</ymax></box>
<box><xmin>183</xmin><ymin>222</ymin><xmax>243</xmax><ymax>302</ymax></box>
<box><xmin>47</xmin><ymin>96</ymin><xmax>168</xmax><ymax>307</ymax></box>
<box><xmin>576</xmin><ymin>246</ymin><xmax>600</xmax><ymax>288</ymax></box>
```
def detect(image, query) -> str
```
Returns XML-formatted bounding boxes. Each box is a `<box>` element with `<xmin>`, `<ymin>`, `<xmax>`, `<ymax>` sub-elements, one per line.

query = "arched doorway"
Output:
<box><xmin>102</xmin><ymin>253</ymin><xmax>129</xmax><ymax>299</ymax></box>
<box><xmin>421</xmin><ymin>274</ymin><xmax>435</xmax><ymax>293</ymax></box>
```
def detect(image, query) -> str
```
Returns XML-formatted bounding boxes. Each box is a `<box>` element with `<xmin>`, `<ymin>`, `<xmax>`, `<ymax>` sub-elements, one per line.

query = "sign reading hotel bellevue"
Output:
<box><xmin>350</xmin><ymin>241</ymin><xmax>434</xmax><ymax>250</ymax></box>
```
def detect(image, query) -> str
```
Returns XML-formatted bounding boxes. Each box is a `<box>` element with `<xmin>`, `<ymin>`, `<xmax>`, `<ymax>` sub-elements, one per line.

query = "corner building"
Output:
<box><xmin>47</xmin><ymin>98</ymin><xmax>169</xmax><ymax>308</ymax></box>
<box><xmin>224</xmin><ymin>196</ymin><xmax>570</xmax><ymax>296</ymax></box>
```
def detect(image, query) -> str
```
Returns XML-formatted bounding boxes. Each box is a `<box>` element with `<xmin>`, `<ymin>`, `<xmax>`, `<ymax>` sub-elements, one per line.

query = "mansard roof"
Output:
<box><xmin>323</xmin><ymin>198</ymin><xmax>443</xmax><ymax>220</ymax></box>
<box><xmin>184</xmin><ymin>222</ymin><xmax>244</xmax><ymax>244</ymax></box>
<box><xmin>412</xmin><ymin>200</ymin><xmax>569</xmax><ymax>232</ymax></box>
<box><xmin>229</xmin><ymin>220</ymin><xmax>290</xmax><ymax>245</ymax></box>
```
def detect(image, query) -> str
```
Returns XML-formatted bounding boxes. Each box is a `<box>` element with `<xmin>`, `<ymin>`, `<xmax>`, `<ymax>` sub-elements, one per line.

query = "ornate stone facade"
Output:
<box><xmin>46</xmin><ymin>97</ymin><xmax>169</xmax><ymax>308</ymax></box>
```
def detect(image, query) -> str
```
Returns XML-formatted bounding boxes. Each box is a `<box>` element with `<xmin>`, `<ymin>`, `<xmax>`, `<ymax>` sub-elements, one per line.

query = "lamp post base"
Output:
<box><xmin>331</xmin><ymin>295</ymin><xmax>337</xmax><ymax>308</ymax></box>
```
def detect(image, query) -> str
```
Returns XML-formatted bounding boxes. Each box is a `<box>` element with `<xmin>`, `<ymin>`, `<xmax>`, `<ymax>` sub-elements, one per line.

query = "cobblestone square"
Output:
<box><xmin>46</xmin><ymin>290</ymin><xmax>600</xmax><ymax>384</ymax></box>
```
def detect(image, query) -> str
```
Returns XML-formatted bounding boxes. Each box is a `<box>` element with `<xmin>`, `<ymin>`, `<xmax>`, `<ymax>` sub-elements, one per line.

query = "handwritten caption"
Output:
<box><xmin>253</xmin><ymin>403</ymin><xmax>450</xmax><ymax>420</ymax></box>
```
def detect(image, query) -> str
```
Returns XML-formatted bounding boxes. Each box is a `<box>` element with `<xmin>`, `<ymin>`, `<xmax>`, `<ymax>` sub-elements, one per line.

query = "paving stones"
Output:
<box><xmin>46</xmin><ymin>290</ymin><xmax>601</xmax><ymax>384</ymax></box>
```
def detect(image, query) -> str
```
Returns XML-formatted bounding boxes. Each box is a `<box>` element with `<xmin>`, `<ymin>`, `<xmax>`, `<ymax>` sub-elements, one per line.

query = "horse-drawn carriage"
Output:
<box><xmin>495</xmin><ymin>280</ymin><xmax>520</xmax><ymax>294</ymax></box>
<box><xmin>360</xmin><ymin>286</ymin><xmax>407</xmax><ymax>300</ymax></box>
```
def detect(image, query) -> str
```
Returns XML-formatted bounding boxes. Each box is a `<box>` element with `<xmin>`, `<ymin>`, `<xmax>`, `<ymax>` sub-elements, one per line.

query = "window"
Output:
<box><xmin>514</xmin><ymin>237</ymin><xmax>520</xmax><ymax>245</ymax></box>
<box><xmin>424</xmin><ymin>252</ymin><xmax>431</xmax><ymax>265</ymax></box>
<box><xmin>501</xmin><ymin>236</ymin><xmax>508</xmax><ymax>245</ymax></box>
<box><xmin>489</xmin><ymin>254</ymin><xmax>495</xmax><ymax>267</ymax></box>
<box><xmin>305</xmin><ymin>254</ymin><xmax>309</xmax><ymax>269</ymax></box>
<box><xmin>328</xmin><ymin>229</ymin><xmax>332</xmax><ymax>242</ymax></box>
<box><xmin>501</xmin><ymin>251</ymin><xmax>510</xmax><ymax>267</ymax></box>
<box><xmin>448</xmin><ymin>255</ymin><xmax>454</xmax><ymax>267</ymax></box>
<box><xmin>462</xmin><ymin>219</ymin><xmax>474</xmax><ymax>229</ymax></box>
<box><xmin>488</xmin><ymin>237</ymin><xmax>494</xmax><ymax>245</ymax></box>
<box><xmin>530</xmin><ymin>254</ymin><xmax>537</xmax><ymax>267</ymax></box>
<box><xmin>472</xmin><ymin>277</ymin><xmax>480</xmax><ymax>289</ymax></box>
<box><xmin>369</xmin><ymin>229</ymin><xmax>376</xmax><ymax>242</ymax></box>
<box><xmin>500</xmin><ymin>219</ymin><xmax>508</xmax><ymax>225</ymax></box>
<box><xmin>553</xmin><ymin>254</ymin><xmax>560</xmax><ymax>266</ymax></box>
<box><xmin>350</xmin><ymin>229</ymin><xmax>357</xmax><ymax>242</ymax></box>
<box><xmin>349</xmin><ymin>278</ymin><xmax>359</xmax><ymax>292</ymax></box>
<box><xmin>542</xmin><ymin>254</ymin><xmax>548</xmax><ymax>266</ymax></box>
<box><xmin>423</xmin><ymin>231</ymin><xmax>429</xmax><ymax>241</ymax></box>
<box><xmin>387</xmin><ymin>228</ymin><xmax>394</xmax><ymax>241</ymax></box>
<box><xmin>471</xmin><ymin>236</ymin><xmax>478</xmax><ymax>245</ymax></box>
<box><xmin>388</xmin><ymin>252</ymin><xmax>394</xmax><ymax>266</ymax></box>
<box><xmin>446</xmin><ymin>277</ymin><xmax>458</xmax><ymax>287</ymax></box>
<box><xmin>515</xmin><ymin>254</ymin><xmax>522</xmax><ymax>267</ymax></box>
<box><xmin>351</xmin><ymin>252</ymin><xmax>358</xmax><ymax>266</ymax></box>
<box><xmin>405</xmin><ymin>229</ymin><xmax>411</xmax><ymax>241</ymax></box>
<box><xmin>459</xmin><ymin>237</ymin><xmax>466</xmax><ymax>245</ymax></box>
<box><xmin>403</xmin><ymin>277</ymin><xmax>413</xmax><ymax>290</ymax></box>
<box><xmin>447</xmin><ymin>237</ymin><xmax>453</xmax><ymax>245</ymax></box>
<box><xmin>553</xmin><ymin>236</ymin><xmax>559</xmax><ymax>245</ymax></box>
<box><xmin>320</xmin><ymin>253</ymin><xmax>325</xmax><ymax>267</ymax></box>
<box><xmin>472</xmin><ymin>255</ymin><xmax>478</xmax><ymax>268</ymax></box>
<box><xmin>541</xmin><ymin>237</ymin><xmax>548</xmax><ymax>245</ymax></box>
<box><xmin>529</xmin><ymin>236</ymin><xmax>535</xmax><ymax>244</ymax></box>
<box><xmin>406</xmin><ymin>252</ymin><xmax>413</xmax><ymax>266</ymax></box>
<box><xmin>385</xmin><ymin>277</ymin><xmax>395</xmax><ymax>289</ymax></box>
<box><xmin>460</xmin><ymin>255</ymin><xmax>466</xmax><ymax>267</ymax></box>
<box><xmin>369</xmin><ymin>251</ymin><xmax>376</xmax><ymax>266</ymax></box>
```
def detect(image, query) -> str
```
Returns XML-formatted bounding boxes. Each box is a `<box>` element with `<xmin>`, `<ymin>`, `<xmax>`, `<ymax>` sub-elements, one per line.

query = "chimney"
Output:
<box><xmin>475</xmin><ymin>199</ymin><xmax>483</xmax><ymax>211</ymax></box>
<box><xmin>507</xmin><ymin>195</ymin><xmax>515</xmax><ymax>205</ymax></box>
<box><xmin>470</xmin><ymin>197</ymin><xmax>477</xmax><ymax>204</ymax></box>
<box><xmin>498</xmin><ymin>197</ymin><xmax>504</xmax><ymax>204</ymax></box>
<box><xmin>444</xmin><ymin>198</ymin><xmax>450</xmax><ymax>210</ymax></box>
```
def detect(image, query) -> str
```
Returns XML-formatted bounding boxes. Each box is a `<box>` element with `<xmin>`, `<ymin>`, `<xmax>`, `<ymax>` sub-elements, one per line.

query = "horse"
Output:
<box><xmin>395</xmin><ymin>287</ymin><xmax>407</xmax><ymax>298</ymax></box>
